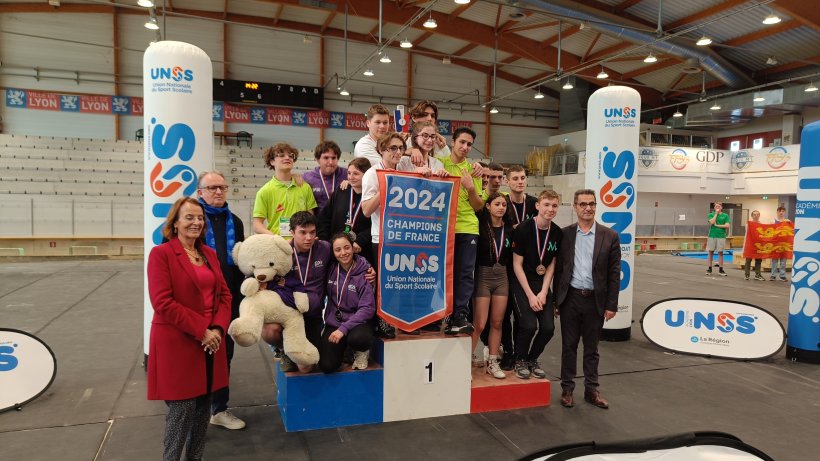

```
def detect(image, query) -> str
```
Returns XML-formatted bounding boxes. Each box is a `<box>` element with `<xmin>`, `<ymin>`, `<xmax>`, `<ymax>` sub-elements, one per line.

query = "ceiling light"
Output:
<box><xmin>489</xmin><ymin>106</ymin><xmax>499</xmax><ymax>114</ymax></box>
<box><xmin>766</xmin><ymin>56</ymin><xmax>778</xmax><ymax>65</ymax></box>
<box><xmin>423</xmin><ymin>15</ymin><xmax>438</xmax><ymax>29</ymax></box>
<box><xmin>534</xmin><ymin>91</ymin><xmax>545</xmax><ymax>99</ymax></box>
<box><xmin>400</xmin><ymin>38</ymin><xmax>413</xmax><ymax>49</ymax></box>
<box><xmin>644</xmin><ymin>53</ymin><xmax>657</xmax><ymax>63</ymax></box>
<box><xmin>762</xmin><ymin>13</ymin><xmax>781</xmax><ymax>25</ymax></box>
<box><xmin>380</xmin><ymin>53</ymin><xmax>391</xmax><ymax>64</ymax></box>
<box><xmin>454</xmin><ymin>0</ymin><xmax>471</xmax><ymax>4</ymax></box>
<box><xmin>806</xmin><ymin>82</ymin><xmax>818</xmax><ymax>93</ymax></box>
<box><xmin>137</xmin><ymin>0</ymin><xmax>154</xmax><ymax>7</ymax></box>
<box><xmin>442</xmin><ymin>56</ymin><xmax>451</xmax><ymax>65</ymax></box>
<box><xmin>303</xmin><ymin>35</ymin><xmax>312</xmax><ymax>44</ymax></box>
<box><xmin>696</xmin><ymin>36</ymin><xmax>712</xmax><ymax>46</ymax></box>
<box><xmin>710</xmin><ymin>102</ymin><xmax>721</xmax><ymax>111</ymax></box>
<box><xmin>363</xmin><ymin>68</ymin><xmax>374</xmax><ymax>77</ymax></box>
<box><xmin>562</xmin><ymin>79</ymin><xmax>574</xmax><ymax>90</ymax></box>
<box><xmin>339</xmin><ymin>88</ymin><xmax>350</xmax><ymax>96</ymax></box>
<box><xmin>596</xmin><ymin>67</ymin><xmax>609</xmax><ymax>79</ymax></box>
<box><xmin>144</xmin><ymin>17</ymin><xmax>159</xmax><ymax>30</ymax></box>
<box><xmin>673</xmin><ymin>107</ymin><xmax>683</xmax><ymax>118</ymax></box>
<box><xmin>753</xmin><ymin>95</ymin><xmax>765</xmax><ymax>102</ymax></box>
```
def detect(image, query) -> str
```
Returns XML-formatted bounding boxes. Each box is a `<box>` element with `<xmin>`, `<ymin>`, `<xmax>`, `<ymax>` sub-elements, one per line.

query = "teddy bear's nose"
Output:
<box><xmin>256</xmin><ymin>274</ymin><xmax>267</xmax><ymax>282</ymax></box>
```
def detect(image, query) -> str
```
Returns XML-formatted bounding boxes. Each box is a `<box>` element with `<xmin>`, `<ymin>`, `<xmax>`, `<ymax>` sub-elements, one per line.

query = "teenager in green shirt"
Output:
<box><xmin>706</xmin><ymin>202</ymin><xmax>730</xmax><ymax>276</ymax></box>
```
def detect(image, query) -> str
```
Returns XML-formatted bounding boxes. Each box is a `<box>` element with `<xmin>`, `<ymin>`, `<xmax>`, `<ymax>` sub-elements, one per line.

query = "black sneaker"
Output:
<box><xmin>718</xmin><ymin>267</ymin><xmax>727</xmax><ymax>276</ymax></box>
<box><xmin>780</xmin><ymin>277</ymin><xmax>788</xmax><ymax>282</ymax></box>
<box><xmin>500</xmin><ymin>352</ymin><xmax>515</xmax><ymax>371</ymax></box>
<box><xmin>514</xmin><ymin>360</ymin><xmax>531</xmax><ymax>379</ymax></box>
<box><xmin>444</xmin><ymin>313</ymin><xmax>474</xmax><ymax>335</ymax></box>
<box><xmin>420</xmin><ymin>321</ymin><xmax>442</xmax><ymax>333</ymax></box>
<box><xmin>754</xmin><ymin>274</ymin><xmax>765</xmax><ymax>281</ymax></box>
<box><xmin>706</xmin><ymin>267</ymin><xmax>713</xmax><ymax>275</ymax></box>
<box><xmin>375</xmin><ymin>318</ymin><xmax>396</xmax><ymax>339</ymax></box>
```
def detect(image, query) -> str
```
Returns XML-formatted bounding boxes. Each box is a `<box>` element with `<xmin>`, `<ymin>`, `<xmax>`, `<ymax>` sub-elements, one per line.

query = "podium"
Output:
<box><xmin>274</xmin><ymin>331</ymin><xmax>551</xmax><ymax>431</ymax></box>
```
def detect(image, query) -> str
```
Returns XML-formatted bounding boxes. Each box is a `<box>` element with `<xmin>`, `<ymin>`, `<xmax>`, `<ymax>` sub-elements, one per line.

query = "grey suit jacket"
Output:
<box><xmin>554</xmin><ymin>222</ymin><xmax>621</xmax><ymax>315</ymax></box>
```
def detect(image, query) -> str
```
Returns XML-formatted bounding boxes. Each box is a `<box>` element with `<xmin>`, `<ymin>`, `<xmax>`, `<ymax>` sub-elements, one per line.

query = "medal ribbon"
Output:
<box><xmin>292</xmin><ymin>242</ymin><xmax>312</xmax><ymax>286</ymax></box>
<box><xmin>534</xmin><ymin>219</ymin><xmax>551</xmax><ymax>266</ymax></box>
<box><xmin>348</xmin><ymin>190</ymin><xmax>362</xmax><ymax>229</ymax></box>
<box><xmin>489</xmin><ymin>224</ymin><xmax>505</xmax><ymax>265</ymax></box>
<box><xmin>514</xmin><ymin>200</ymin><xmax>526</xmax><ymax>224</ymax></box>
<box><xmin>321</xmin><ymin>172</ymin><xmax>336</xmax><ymax>200</ymax></box>
<box><xmin>335</xmin><ymin>264</ymin><xmax>354</xmax><ymax>307</ymax></box>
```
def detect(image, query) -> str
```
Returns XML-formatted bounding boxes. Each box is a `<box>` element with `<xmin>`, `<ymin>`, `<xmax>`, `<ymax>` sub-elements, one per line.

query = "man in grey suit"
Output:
<box><xmin>553</xmin><ymin>189</ymin><xmax>621</xmax><ymax>409</ymax></box>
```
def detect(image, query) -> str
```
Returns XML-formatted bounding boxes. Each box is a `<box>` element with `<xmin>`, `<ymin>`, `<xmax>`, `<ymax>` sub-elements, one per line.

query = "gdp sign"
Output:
<box><xmin>787</xmin><ymin>121</ymin><xmax>820</xmax><ymax>363</ymax></box>
<box><xmin>585</xmin><ymin>86</ymin><xmax>640</xmax><ymax>341</ymax></box>
<box><xmin>143</xmin><ymin>41</ymin><xmax>213</xmax><ymax>355</ymax></box>
<box><xmin>0</xmin><ymin>329</ymin><xmax>57</xmax><ymax>413</ymax></box>
<box><xmin>376</xmin><ymin>172</ymin><xmax>458</xmax><ymax>331</ymax></box>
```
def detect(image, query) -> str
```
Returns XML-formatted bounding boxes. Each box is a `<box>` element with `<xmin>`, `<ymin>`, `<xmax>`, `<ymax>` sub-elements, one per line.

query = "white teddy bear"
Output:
<box><xmin>227</xmin><ymin>234</ymin><xmax>319</xmax><ymax>368</ymax></box>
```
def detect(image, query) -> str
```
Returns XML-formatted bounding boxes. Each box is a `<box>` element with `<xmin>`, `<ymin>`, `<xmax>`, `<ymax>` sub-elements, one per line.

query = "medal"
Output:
<box><xmin>534</xmin><ymin>219</ymin><xmax>551</xmax><ymax>277</ymax></box>
<box><xmin>346</xmin><ymin>190</ymin><xmax>362</xmax><ymax>243</ymax></box>
<box><xmin>512</xmin><ymin>199</ymin><xmax>526</xmax><ymax>225</ymax></box>
<box><xmin>335</xmin><ymin>264</ymin><xmax>353</xmax><ymax>310</ymax></box>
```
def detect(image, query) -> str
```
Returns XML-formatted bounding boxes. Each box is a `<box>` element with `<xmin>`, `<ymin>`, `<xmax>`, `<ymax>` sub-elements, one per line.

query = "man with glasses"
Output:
<box><xmin>252</xmin><ymin>142</ymin><xmax>317</xmax><ymax>238</ymax></box>
<box><xmin>196</xmin><ymin>171</ymin><xmax>247</xmax><ymax>430</ymax></box>
<box><xmin>554</xmin><ymin>189</ymin><xmax>621</xmax><ymax>410</ymax></box>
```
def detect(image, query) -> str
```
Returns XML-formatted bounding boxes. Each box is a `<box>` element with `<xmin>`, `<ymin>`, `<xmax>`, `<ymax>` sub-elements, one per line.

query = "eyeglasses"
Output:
<box><xmin>576</xmin><ymin>202</ymin><xmax>597</xmax><ymax>209</ymax></box>
<box><xmin>386</xmin><ymin>145</ymin><xmax>407</xmax><ymax>153</ymax></box>
<box><xmin>200</xmin><ymin>185</ymin><xmax>229</xmax><ymax>193</ymax></box>
<box><xmin>416</xmin><ymin>133</ymin><xmax>435</xmax><ymax>140</ymax></box>
<box><xmin>274</xmin><ymin>152</ymin><xmax>297</xmax><ymax>160</ymax></box>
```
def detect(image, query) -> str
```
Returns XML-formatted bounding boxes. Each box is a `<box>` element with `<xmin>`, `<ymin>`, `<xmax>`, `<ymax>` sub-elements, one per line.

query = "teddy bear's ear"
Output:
<box><xmin>231</xmin><ymin>241</ymin><xmax>242</xmax><ymax>262</ymax></box>
<box><xmin>273</xmin><ymin>235</ymin><xmax>292</xmax><ymax>255</ymax></box>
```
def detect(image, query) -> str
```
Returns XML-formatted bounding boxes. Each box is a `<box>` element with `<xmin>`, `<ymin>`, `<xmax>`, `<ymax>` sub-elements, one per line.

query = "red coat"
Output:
<box><xmin>146</xmin><ymin>238</ymin><xmax>231</xmax><ymax>401</ymax></box>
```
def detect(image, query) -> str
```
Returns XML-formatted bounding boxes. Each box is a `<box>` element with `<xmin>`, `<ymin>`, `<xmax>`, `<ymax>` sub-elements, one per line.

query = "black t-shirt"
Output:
<box><xmin>512</xmin><ymin>217</ymin><xmax>562</xmax><ymax>281</ymax></box>
<box><xmin>505</xmin><ymin>194</ymin><xmax>538</xmax><ymax>228</ymax></box>
<box><xmin>476</xmin><ymin>210</ymin><xmax>513</xmax><ymax>267</ymax></box>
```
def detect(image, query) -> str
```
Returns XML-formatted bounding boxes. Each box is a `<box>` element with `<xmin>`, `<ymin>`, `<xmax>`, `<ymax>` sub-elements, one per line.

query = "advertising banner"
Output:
<box><xmin>376</xmin><ymin>171</ymin><xmax>458</xmax><ymax>331</ymax></box>
<box><xmin>143</xmin><ymin>41</ymin><xmax>214</xmax><ymax>355</ymax></box>
<box><xmin>787</xmin><ymin>121</ymin><xmax>820</xmax><ymax>363</ymax></box>
<box><xmin>585</xmin><ymin>86</ymin><xmax>640</xmax><ymax>340</ymax></box>
<box><xmin>0</xmin><ymin>329</ymin><xmax>57</xmax><ymax>413</ymax></box>
<box><xmin>637</xmin><ymin>145</ymin><xmax>800</xmax><ymax>173</ymax></box>
<box><xmin>742</xmin><ymin>221</ymin><xmax>794</xmax><ymax>259</ymax></box>
<box><xmin>641</xmin><ymin>298</ymin><xmax>785</xmax><ymax>360</ymax></box>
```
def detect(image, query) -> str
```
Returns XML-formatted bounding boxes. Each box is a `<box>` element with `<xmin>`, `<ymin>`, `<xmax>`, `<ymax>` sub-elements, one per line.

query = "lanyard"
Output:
<box><xmin>513</xmin><ymin>200</ymin><xmax>526</xmax><ymax>224</ymax></box>
<box><xmin>534</xmin><ymin>219</ymin><xmax>551</xmax><ymax>265</ymax></box>
<box><xmin>489</xmin><ymin>224</ymin><xmax>505</xmax><ymax>264</ymax></box>
<box><xmin>321</xmin><ymin>172</ymin><xmax>336</xmax><ymax>200</ymax></box>
<box><xmin>292</xmin><ymin>243</ymin><xmax>313</xmax><ymax>286</ymax></box>
<box><xmin>335</xmin><ymin>264</ymin><xmax>354</xmax><ymax>306</ymax></box>
<box><xmin>348</xmin><ymin>190</ymin><xmax>362</xmax><ymax>227</ymax></box>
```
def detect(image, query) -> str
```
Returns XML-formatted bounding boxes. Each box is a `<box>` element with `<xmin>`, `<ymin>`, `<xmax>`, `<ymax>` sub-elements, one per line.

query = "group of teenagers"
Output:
<box><xmin>145</xmin><ymin>100</ymin><xmax>621</xmax><ymax>461</ymax></box>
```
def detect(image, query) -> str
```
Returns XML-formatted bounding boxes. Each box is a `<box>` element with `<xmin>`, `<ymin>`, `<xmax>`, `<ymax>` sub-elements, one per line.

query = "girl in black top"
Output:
<box><xmin>317</xmin><ymin>157</ymin><xmax>374</xmax><ymax>267</ymax></box>
<box><xmin>472</xmin><ymin>192</ymin><xmax>514</xmax><ymax>379</ymax></box>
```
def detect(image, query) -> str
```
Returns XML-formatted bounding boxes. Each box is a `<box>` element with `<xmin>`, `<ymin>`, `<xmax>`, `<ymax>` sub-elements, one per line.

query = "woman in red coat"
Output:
<box><xmin>147</xmin><ymin>197</ymin><xmax>232</xmax><ymax>461</ymax></box>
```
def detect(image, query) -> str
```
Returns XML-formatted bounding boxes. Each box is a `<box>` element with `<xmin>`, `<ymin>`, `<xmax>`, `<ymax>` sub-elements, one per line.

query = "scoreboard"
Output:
<box><xmin>213</xmin><ymin>79</ymin><xmax>324</xmax><ymax>109</ymax></box>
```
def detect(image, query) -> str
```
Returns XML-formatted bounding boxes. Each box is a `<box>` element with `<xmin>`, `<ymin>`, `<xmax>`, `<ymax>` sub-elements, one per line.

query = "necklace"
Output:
<box><xmin>182</xmin><ymin>246</ymin><xmax>201</xmax><ymax>262</ymax></box>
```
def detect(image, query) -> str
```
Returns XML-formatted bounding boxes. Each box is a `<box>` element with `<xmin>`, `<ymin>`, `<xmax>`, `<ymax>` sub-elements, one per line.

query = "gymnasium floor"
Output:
<box><xmin>0</xmin><ymin>254</ymin><xmax>816</xmax><ymax>460</ymax></box>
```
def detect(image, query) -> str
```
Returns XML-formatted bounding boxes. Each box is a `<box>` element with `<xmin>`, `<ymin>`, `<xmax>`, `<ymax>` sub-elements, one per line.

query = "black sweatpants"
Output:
<box><xmin>511</xmin><ymin>277</ymin><xmax>554</xmax><ymax>361</ymax></box>
<box><xmin>319</xmin><ymin>323</ymin><xmax>374</xmax><ymax>373</ymax></box>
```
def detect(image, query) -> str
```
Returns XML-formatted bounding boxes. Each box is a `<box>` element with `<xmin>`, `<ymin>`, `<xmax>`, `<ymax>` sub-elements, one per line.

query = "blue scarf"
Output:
<box><xmin>198</xmin><ymin>197</ymin><xmax>236</xmax><ymax>266</ymax></box>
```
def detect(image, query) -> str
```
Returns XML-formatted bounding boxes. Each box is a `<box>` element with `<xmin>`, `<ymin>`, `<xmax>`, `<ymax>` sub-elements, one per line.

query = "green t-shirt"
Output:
<box><xmin>439</xmin><ymin>156</ymin><xmax>483</xmax><ymax>235</ymax></box>
<box><xmin>252</xmin><ymin>176</ymin><xmax>318</xmax><ymax>237</ymax></box>
<box><xmin>707</xmin><ymin>212</ymin><xmax>730</xmax><ymax>238</ymax></box>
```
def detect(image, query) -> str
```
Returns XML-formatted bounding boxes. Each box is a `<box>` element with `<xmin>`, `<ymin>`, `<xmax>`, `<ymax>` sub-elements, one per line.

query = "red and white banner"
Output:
<box><xmin>742</xmin><ymin>221</ymin><xmax>794</xmax><ymax>259</ymax></box>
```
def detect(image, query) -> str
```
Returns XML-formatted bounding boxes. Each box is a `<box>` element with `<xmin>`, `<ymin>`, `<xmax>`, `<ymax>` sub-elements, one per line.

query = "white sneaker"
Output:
<box><xmin>472</xmin><ymin>353</ymin><xmax>485</xmax><ymax>368</ymax></box>
<box><xmin>483</xmin><ymin>345</ymin><xmax>489</xmax><ymax>364</ymax></box>
<box><xmin>486</xmin><ymin>357</ymin><xmax>506</xmax><ymax>379</ymax></box>
<box><xmin>210</xmin><ymin>410</ymin><xmax>246</xmax><ymax>430</ymax></box>
<box><xmin>352</xmin><ymin>350</ymin><xmax>370</xmax><ymax>370</ymax></box>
